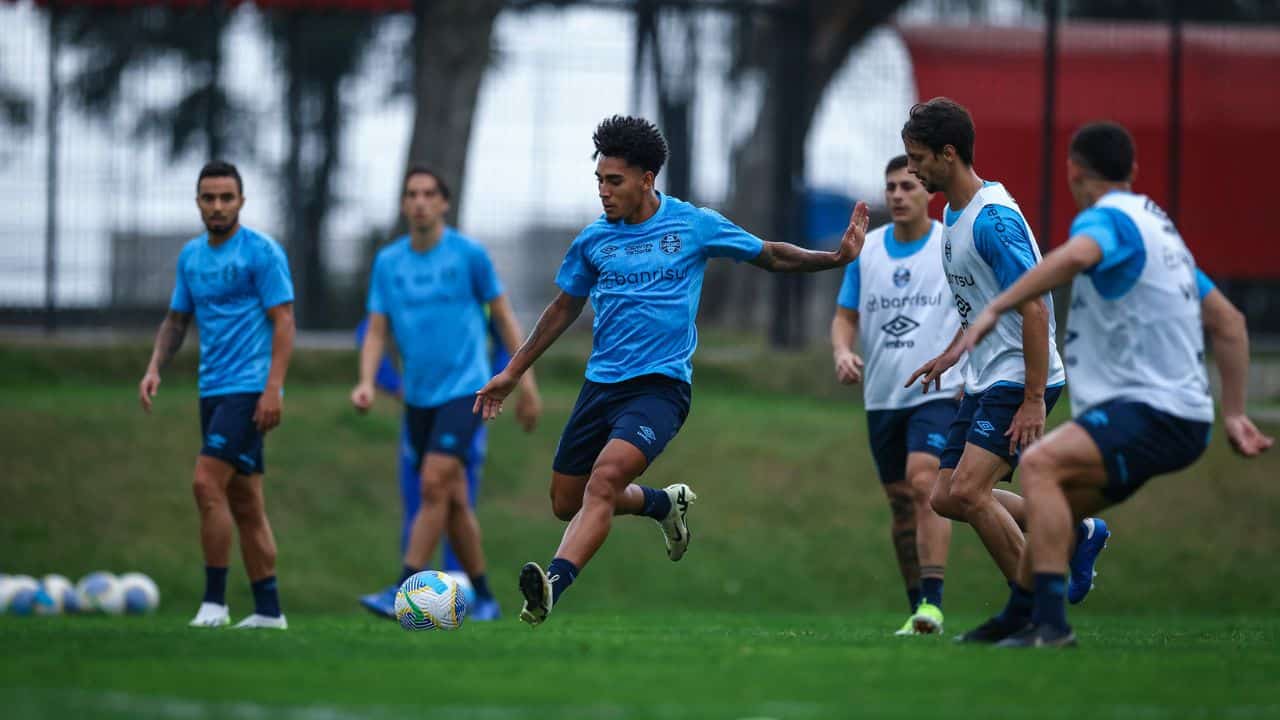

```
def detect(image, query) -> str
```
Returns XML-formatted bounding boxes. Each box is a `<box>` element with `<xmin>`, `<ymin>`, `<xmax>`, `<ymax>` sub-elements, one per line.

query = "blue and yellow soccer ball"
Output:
<box><xmin>395</xmin><ymin>570</ymin><xmax>467</xmax><ymax>631</ymax></box>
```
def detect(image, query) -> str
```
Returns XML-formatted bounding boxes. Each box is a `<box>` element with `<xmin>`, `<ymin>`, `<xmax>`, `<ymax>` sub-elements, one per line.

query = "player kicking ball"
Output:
<box><xmin>473</xmin><ymin>115</ymin><xmax>870</xmax><ymax>626</ymax></box>
<box><xmin>958</xmin><ymin>121</ymin><xmax>1272</xmax><ymax>647</ymax></box>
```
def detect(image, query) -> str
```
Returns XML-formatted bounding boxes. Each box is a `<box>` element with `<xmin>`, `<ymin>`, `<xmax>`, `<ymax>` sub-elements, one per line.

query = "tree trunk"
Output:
<box><xmin>405</xmin><ymin>0</ymin><xmax>506</xmax><ymax>227</ymax></box>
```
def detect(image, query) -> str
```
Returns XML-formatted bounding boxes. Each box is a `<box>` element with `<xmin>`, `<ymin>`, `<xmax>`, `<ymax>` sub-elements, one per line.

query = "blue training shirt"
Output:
<box><xmin>367</xmin><ymin>229</ymin><xmax>503</xmax><ymax>408</ymax></box>
<box><xmin>1195</xmin><ymin>268</ymin><xmax>1215</xmax><ymax>300</ymax></box>
<box><xmin>170</xmin><ymin>226</ymin><xmax>295</xmax><ymax>398</ymax></box>
<box><xmin>556</xmin><ymin>193</ymin><xmax>763</xmax><ymax>384</ymax></box>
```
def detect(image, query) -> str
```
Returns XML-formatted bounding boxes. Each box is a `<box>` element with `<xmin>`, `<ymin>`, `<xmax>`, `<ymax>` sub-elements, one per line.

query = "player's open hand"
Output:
<box><xmin>905</xmin><ymin>348</ymin><xmax>960</xmax><ymax>394</ymax></box>
<box><xmin>350</xmin><ymin>382</ymin><xmax>376</xmax><ymax>414</ymax></box>
<box><xmin>1224</xmin><ymin>413</ymin><xmax>1274</xmax><ymax>457</ymax></box>
<box><xmin>1006</xmin><ymin>395</ymin><xmax>1046</xmax><ymax>455</ymax></box>
<box><xmin>138</xmin><ymin>371</ymin><xmax>161</xmax><ymax>413</ymax></box>
<box><xmin>834</xmin><ymin>201</ymin><xmax>871</xmax><ymax>265</ymax></box>
<box><xmin>834</xmin><ymin>350</ymin><xmax>864</xmax><ymax>385</ymax></box>
<box><xmin>515</xmin><ymin>386</ymin><xmax>542</xmax><ymax>433</ymax></box>
<box><xmin>960</xmin><ymin>308</ymin><xmax>1000</xmax><ymax>354</ymax></box>
<box><xmin>254</xmin><ymin>389</ymin><xmax>283</xmax><ymax>433</ymax></box>
<box><xmin>474</xmin><ymin>370</ymin><xmax>520</xmax><ymax>421</ymax></box>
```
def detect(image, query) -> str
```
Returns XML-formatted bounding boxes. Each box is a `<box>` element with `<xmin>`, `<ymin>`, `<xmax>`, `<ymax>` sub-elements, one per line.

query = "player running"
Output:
<box><xmin>352</xmin><ymin>168</ymin><xmax>541</xmax><ymax>622</ymax></box>
<box><xmin>138</xmin><ymin>161</ymin><xmax>295</xmax><ymax>630</ymax></box>
<box><xmin>831</xmin><ymin>155</ymin><xmax>961</xmax><ymax>636</ymax></box>
<box><xmin>473</xmin><ymin>115</ymin><xmax>869</xmax><ymax>626</ymax></box>
<box><xmin>957</xmin><ymin>121</ymin><xmax>1272</xmax><ymax>647</ymax></box>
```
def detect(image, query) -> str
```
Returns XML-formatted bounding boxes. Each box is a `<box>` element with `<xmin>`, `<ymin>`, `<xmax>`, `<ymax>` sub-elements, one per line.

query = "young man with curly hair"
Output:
<box><xmin>473</xmin><ymin>115</ymin><xmax>870</xmax><ymax>625</ymax></box>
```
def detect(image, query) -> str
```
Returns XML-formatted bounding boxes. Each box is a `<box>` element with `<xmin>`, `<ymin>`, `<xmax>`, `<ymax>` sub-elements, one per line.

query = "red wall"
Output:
<box><xmin>901</xmin><ymin>22</ymin><xmax>1280</xmax><ymax>279</ymax></box>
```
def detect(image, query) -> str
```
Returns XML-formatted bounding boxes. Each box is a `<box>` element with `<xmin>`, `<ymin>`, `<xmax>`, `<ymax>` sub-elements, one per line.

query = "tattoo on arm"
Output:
<box><xmin>154</xmin><ymin>311</ymin><xmax>191</xmax><ymax>368</ymax></box>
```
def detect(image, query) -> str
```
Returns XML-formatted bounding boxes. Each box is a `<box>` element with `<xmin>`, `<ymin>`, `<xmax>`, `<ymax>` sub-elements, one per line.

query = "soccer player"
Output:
<box><xmin>352</xmin><ymin>167</ymin><xmax>541</xmax><ymax>622</ymax></box>
<box><xmin>957</xmin><ymin>121</ymin><xmax>1272</xmax><ymax>647</ymax></box>
<box><xmin>831</xmin><ymin>155</ymin><xmax>961</xmax><ymax>636</ymax></box>
<box><xmin>138</xmin><ymin>161</ymin><xmax>294</xmax><ymax>630</ymax></box>
<box><xmin>473</xmin><ymin>115</ymin><xmax>870</xmax><ymax>626</ymax></box>
<box><xmin>899</xmin><ymin>98</ymin><xmax>1111</xmax><ymax>643</ymax></box>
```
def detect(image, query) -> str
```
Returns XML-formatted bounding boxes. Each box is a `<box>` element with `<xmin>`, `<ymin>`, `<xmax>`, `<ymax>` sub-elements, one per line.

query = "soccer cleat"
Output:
<box><xmin>359</xmin><ymin>585</ymin><xmax>398</xmax><ymax>620</ymax></box>
<box><xmin>995</xmin><ymin>623</ymin><xmax>1078</xmax><ymax>648</ymax></box>
<box><xmin>910</xmin><ymin>601</ymin><xmax>945</xmax><ymax>635</ymax></box>
<box><xmin>233</xmin><ymin>613</ymin><xmax>288</xmax><ymax>630</ymax></box>
<box><xmin>188</xmin><ymin>602</ymin><xmax>230</xmax><ymax>628</ymax></box>
<box><xmin>953</xmin><ymin>614</ymin><xmax>1032</xmax><ymax>644</ymax></box>
<box><xmin>1068</xmin><ymin>517</ymin><xmax>1110</xmax><ymax>604</ymax></box>
<box><xmin>657</xmin><ymin>483</ymin><xmax>697</xmax><ymax>561</ymax></box>
<box><xmin>894</xmin><ymin>615</ymin><xmax>919</xmax><ymax>636</ymax></box>
<box><xmin>469</xmin><ymin>596</ymin><xmax>502</xmax><ymax>622</ymax></box>
<box><xmin>518</xmin><ymin>562</ymin><xmax>553</xmax><ymax>627</ymax></box>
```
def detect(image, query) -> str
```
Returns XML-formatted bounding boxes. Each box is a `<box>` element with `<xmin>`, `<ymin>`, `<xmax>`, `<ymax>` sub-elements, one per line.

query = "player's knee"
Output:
<box><xmin>191</xmin><ymin>475</ymin><xmax>226</xmax><ymax>512</ymax></box>
<box><xmin>885</xmin><ymin>483</ymin><xmax>916</xmax><ymax>525</ymax></box>
<box><xmin>228</xmin><ymin>489</ymin><xmax>261</xmax><ymax>523</ymax></box>
<box><xmin>929</xmin><ymin>484</ymin><xmax>961</xmax><ymax>520</ymax></box>
<box><xmin>1018</xmin><ymin>446</ymin><xmax>1058</xmax><ymax>492</ymax></box>
<box><xmin>550</xmin><ymin>491</ymin><xmax>581</xmax><ymax>522</ymax></box>
<box><xmin>583</xmin><ymin>469</ymin><xmax>623</xmax><ymax>507</ymax></box>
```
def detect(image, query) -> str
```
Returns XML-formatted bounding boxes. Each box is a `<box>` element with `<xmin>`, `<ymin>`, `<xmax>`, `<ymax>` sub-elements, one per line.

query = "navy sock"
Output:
<box><xmin>546</xmin><ymin>557</ymin><xmax>579</xmax><ymax>605</ymax></box>
<box><xmin>250</xmin><ymin>575</ymin><xmax>281</xmax><ymax>617</ymax></box>
<box><xmin>203</xmin><ymin>566</ymin><xmax>228</xmax><ymax>606</ymax></box>
<box><xmin>922</xmin><ymin>577</ymin><xmax>944</xmax><ymax>609</ymax></box>
<box><xmin>1032</xmin><ymin>572</ymin><xmax>1070</xmax><ymax>631</ymax></box>
<box><xmin>471</xmin><ymin>573</ymin><xmax>493</xmax><ymax>601</ymax></box>
<box><xmin>398</xmin><ymin>565</ymin><xmax>418</xmax><ymax>587</ymax></box>
<box><xmin>639</xmin><ymin>486</ymin><xmax>671</xmax><ymax>521</ymax></box>
<box><xmin>996</xmin><ymin>581</ymin><xmax>1034</xmax><ymax>623</ymax></box>
<box><xmin>906</xmin><ymin>586</ymin><xmax>922</xmax><ymax>613</ymax></box>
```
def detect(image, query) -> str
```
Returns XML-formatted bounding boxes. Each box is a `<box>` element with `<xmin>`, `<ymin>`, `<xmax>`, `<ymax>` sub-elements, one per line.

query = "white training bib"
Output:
<box><xmin>942</xmin><ymin>182</ymin><xmax>1067</xmax><ymax>393</ymax></box>
<box><xmin>1064</xmin><ymin>192</ymin><xmax>1212</xmax><ymax>422</ymax></box>
<box><xmin>853</xmin><ymin>222</ymin><xmax>964</xmax><ymax>410</ymax></box>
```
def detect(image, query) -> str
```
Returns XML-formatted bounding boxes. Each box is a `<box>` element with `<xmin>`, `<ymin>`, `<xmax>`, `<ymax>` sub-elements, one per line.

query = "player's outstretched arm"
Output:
<box><xmin>905</xmin><ymin>327</ymin><xmax>963</xmax><ymax>394</ymax></box>
<box><xmin>139</xmin><ymin>309</ymin><xmax>192</xmax><ymax>413</ymax></box>
<box><xmin>488</xmin><ymin>294</ymin><xmax>543</xmax><ymax>432</ymax></box>
<box><xmin>831</xmin><ymin>307</ymin><xmax>864</xmax><ymax>385</ymax></box>
<box><xmin>474</xmin><ymin>291</ymin><xmax>587</xmax><ymax>421</ymax></box>
<box><xmin>352</xmin><ymin>313</ymin><xmax>389</xmax><ymax>413</ymax></box>
<box><xmin>959</xmin><ymin>234</ymin><xmax>1102</xmax><ymax>354</ymax></box>
<box><xmin>1202</xmin><ymin>288</ymin><xmax>1274</xmax><ymax>456</ymax></box>
<box><xmin>751</xmin><ymin>202</ymin><xmax>869</xmax><ymax>273</ymax></box>
<box><xmin>254</xmin><ymin>302</ymin><xmax>295</xmax><ymax>433</ymax></box>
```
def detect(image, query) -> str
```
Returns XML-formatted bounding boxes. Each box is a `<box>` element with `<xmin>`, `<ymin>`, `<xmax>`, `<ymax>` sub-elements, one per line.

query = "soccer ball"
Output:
<box><xmin>77</xmin><ymin>571</ymin><xmax>125</xmax><ymax>615</ymax></box>
<box><xmin>395</xmin><ymin>570</ymin><xmax>467</xmax><ymax>631</ymax></box>
<box><xmin>118</xmin><ymin>573</ymin><xmax>161</xmax><ymax>614</ymax></box>
<box><xmin>38</xmin><ymin>574</ymin><xmax>80</xmax><ymax>614</ymax></box>
<box><xmin>1</xmin><ymin>575</ymin><xmax>41</xmax><ymax>615</ymax></box>
<box><xmin>446</xmin><ymin>570</ymin><xmax>477</xmax><ymax>608</ymax></box>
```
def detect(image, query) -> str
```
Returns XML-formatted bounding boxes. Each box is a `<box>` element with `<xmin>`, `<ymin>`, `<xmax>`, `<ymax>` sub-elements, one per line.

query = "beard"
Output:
<box><xmin>204</xmin><ymin>215</ymin><xmax>237</xmax><ymax>235</ymax></box>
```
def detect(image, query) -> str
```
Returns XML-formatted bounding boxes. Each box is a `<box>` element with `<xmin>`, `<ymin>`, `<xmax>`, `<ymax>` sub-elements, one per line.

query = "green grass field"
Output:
<box><xmin>3</xmin><ymin>346</ymin><xmax>1280</xmax><ymax>718</ymax></box>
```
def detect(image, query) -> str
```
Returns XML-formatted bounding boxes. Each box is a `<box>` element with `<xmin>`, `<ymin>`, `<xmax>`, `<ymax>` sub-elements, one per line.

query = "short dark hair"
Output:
<box><xmin>197</xmin><ymin>161</ymin><xmax>242</xmax><ymax>194</ymax></box>
<box><xmin>1069</xmin><ymin>122</ymin><xmax>1135</xmax><ymax>182</ymax></box>
<box><xmin>885</xmin><ymin>155</ymin><xmax>909</xmax><ymax>175</ymax></box>
<box><xmin>403</xmin><ymin>166</ymin><xmax>451</xmax><ymax>200</ymax></box>
<box><xmin>901</xmin><ymin>97</ymin><xmax>975</xmax><ymax>166</ymax></box>
<box><xmin>592</xmin><ymin>115</ymin><xmax>668</xmax><ymax>176</ymax></box>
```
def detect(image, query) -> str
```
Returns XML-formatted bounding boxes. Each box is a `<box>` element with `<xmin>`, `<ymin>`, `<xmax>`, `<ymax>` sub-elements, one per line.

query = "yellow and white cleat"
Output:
<box><xmin>658</xmin><ymin>483</ymin><xmax>697</xmax><ymax>561</ymax></box>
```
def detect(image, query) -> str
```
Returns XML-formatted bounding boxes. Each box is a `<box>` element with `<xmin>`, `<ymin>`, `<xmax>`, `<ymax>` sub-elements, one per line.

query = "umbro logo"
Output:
<box><xmin>974</xmin><ymin>420</ymin><xmax>995</xmax><ymax>437</ymax></box>
<box><xmin>880</xmin><ymin>315</ymin><xmax>919</xmax><ymax>338</ymax></box>
<box><xmin>637</xmin><ymin>426</ymin><xmax>657</xmax><ymax>445</ymax></box>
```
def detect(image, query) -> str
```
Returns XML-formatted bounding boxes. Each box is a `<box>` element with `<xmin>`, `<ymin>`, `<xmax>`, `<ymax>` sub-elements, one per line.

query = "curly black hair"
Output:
<box><xmin>901</xmin><ymin>97</ymin><xmax>975</xmax><ymax>166</ymax></box>
<box><xmin>592</xmin><ymin>115</ymin><xmax>668</xmax><ymax>176</ymax></box>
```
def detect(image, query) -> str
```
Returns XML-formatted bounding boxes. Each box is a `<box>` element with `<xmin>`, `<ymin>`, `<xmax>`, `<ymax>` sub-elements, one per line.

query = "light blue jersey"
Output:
<box><xmin>170</xmin><ymin>226</ymin><xmax>294</xmax><ymax>397</ymax></box>
<box><xmin>367</xmin><ymin>229</ymin><xmax>503</xmax><ymax>408</ymax></box>
<box><xmin>556</xmin><ymin>193</ymin><xmax>764</xmax><ymax>384</ymax></box>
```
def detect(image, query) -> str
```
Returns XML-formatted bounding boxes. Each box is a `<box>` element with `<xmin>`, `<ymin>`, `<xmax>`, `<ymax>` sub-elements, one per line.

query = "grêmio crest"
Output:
<box><xmin>660</xmin><ymin>233</ymin><xmax>681</xmax><ymax>255</ymax></box>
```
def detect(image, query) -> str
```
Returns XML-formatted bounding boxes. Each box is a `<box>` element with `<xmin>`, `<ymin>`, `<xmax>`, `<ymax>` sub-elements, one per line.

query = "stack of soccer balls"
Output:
<box><xmin>0</xmin><ymin>571</ymin><xmax>160</xmax><ymax>616</ymax></box>
<box><xmin>395</xmin><ymin>570</ymin><xmax>468</xmax><ymax>631</ymax></box>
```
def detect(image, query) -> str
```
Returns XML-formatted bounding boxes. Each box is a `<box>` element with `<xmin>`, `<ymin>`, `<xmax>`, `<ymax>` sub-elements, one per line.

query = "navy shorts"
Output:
<box><xmin>865</xmin><ymin>399</ymin><xmax>959</xmax><ymax>484</ymax></box>
<box><xmin>939</xmin><ymin>383</ymin><xmax>1065</xmax><ymax>472</ymax></box>
<box><xmin>553</xmin><ymin>374</ymin><xmax>692</xmax><ymax>476</ymax></box>
<box><xmin>199</xmin><ymin>392</ymin><xmax>265</xmax><ymax>475</ymax></box>
<box><xmin>405</xmin><ymin>394</ymin><xmax>484</xmax><ymax>467</ymax></box>
<box><xmin>1074</xmin><ymin>400</ymin><xmax>1211</xmax><ymax>503</ymax></box>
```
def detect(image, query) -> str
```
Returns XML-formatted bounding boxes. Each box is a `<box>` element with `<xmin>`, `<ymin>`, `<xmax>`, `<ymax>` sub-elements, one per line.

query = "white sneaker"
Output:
<box><xmin>232</xmin><ymin>613</ymin><xmax>288</xmax><ymax>630</ymax></box>
<box><xmin>188</xmin><ymin>602</ymin><xmax>230</xmax><ymax>628</ymax></box>
<box><xmin>657</xmin><ymin>483</ymin><xmax>696</xmax><ymax>561</ymax></box>
<box><xmin>518</xmin><ymin>562</ymin><xmax>553</xmax><ymax>627</ymax></box>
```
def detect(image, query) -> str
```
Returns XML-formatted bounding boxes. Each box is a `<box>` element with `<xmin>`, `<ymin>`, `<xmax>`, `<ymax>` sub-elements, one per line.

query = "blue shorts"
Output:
<box><xmin>553</xmin><ymin>374</ymin><xmax>692</xmax><ymax>476</ymax></box>
<box><xmin>939</xmin><ymin>383</ymin><xmax>1064</xmax><ymax>472</ymax></box>
<box><xmin>1074</xmin><ymin>400</ymin><xmax>1211</xmax><ymax>503</ymax></box>
<box><xmin>405</xmin><ymin>394</ymin><xmax>483</xmax><ymax>467</ymax></box>
<box><xmin>865</xmin><ymin>399</ymin><xmax>959</xmax><ymax>484</ymax></box>
<box><xmin>199</xmin><ymin>392</ymin><xmax>265</xmax><ymax>475</ymax></box>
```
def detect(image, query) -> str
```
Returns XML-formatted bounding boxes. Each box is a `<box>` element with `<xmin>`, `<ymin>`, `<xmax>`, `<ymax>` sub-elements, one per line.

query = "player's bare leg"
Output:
<box><xmin>907</xmin><ymin>452</ymin><xmax>950</xmax><ymax>635</ymax></box>
<box><xmin>931</xmin><ymin>444</ymin><xmax>1023</xmax><ymax>580</ymax></box>
<box><xmin>227</xmin><ymin>473</ymin><xmax>286</xmax><ymax>629</ymax></box>
<box><xmin>189</xmin><ymin>455</ymin><xmax>235</xmax><ymax>627</ymax></box>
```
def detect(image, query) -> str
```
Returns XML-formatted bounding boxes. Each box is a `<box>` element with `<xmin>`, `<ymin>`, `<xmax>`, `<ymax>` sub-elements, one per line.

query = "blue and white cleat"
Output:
<box><xmin>1068</xmin><ymin>517</ymin><xmax>1110</xmax><ymax>605</ymax></box>
<box><xmin>469</xmin><ymin>596</ymin><xmax>502</xmax><ymax>622</ymax></box>
<box><xmin>359</xmin><ymin>585</ymin><xmax>398</xmax><ymax>620</ymax></box>
<box><xmin>188</xmin><ymin>602</ymin><xmax>230</xmax><ymax>628</ymax></box>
